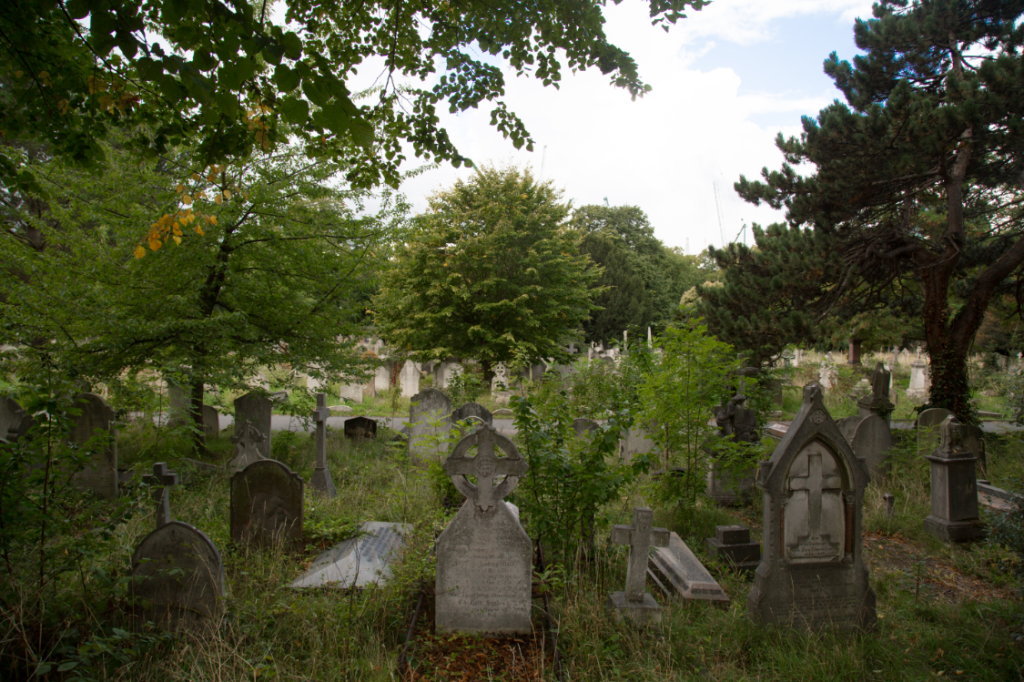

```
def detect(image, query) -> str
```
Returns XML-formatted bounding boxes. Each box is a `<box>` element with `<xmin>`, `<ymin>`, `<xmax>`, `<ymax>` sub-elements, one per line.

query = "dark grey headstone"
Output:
<box><xmin>344</xmin><ymin>416</ymin><xmax>378</xmax><ymax>440</ymax></box>
<box><xmin>747</xmin><ymin>384</ymin><xmax>876</xmax><ymax>631</ymax></box>
<box><xmin>69</xmin><ymin>393</ymin><xmax>118</xmax><ymax>500</ymax></box>
<box><xmin>132</xmin><ymin>521</ymin><xmax>224</xmax><ymax>630</ymax></box>
<box><xmin>234</xmin><ymin>392</ymin><xmax>272</xmax><ymax>459</ymax></box>
<box><xmin>0</xmin><ymin>396</ymin><xmax>32</xmax><ymax>443</ymax></box>
<box><xmin>202</xmin><ymin>405</ymin><xmax>220</xmax><ymax>440</ymax></box>
<box><xmin>851</xmin><ymin>414</ymin><xmax>892</xmax><ymax>479</ymax></box>
<box><xmin>706</xmin><ymin>524</ymin><xmax>761</xmax><ymax>572</ymax></box>
<box><xmin>409</xmin><ymin>388</ymin><xmax>452</xmax><ymax>462</ymax></box>
<box><xmin>451</xmin><ymin>402</ymin><xmax>493</xmax><ymax>426</ymax></box>
<box><xmin>230</xmin><ymin>459</ymin><xmax>304</xmax><ymax>548</ymax></box>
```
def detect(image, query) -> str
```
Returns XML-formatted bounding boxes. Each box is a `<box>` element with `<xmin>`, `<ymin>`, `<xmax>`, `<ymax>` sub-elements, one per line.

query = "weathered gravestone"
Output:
<box><xmin>230</xmin><ymin>459</ymin><xmax>304</xmax><ymax>548</ymax></box>
<box><xmin>818</xmin><ymin>363</ymin><xmax>836</xmax><ymax>392</ymax></box>
<box><xmin>435</xmin><ymin>425</ymin><xmax>532</xmax><ymax>635</ymax></box>
<box><xmin>291</xmin><ymin>521</ymin><xmax>412</xmax><ymax>589</ymax></box>
<box><xmin>202</xmin><ymin>405</ymin><xmax>220</xmax><ymax>440</ymax></box>
<box><xmin>608</xmin><ymin>507</ymin><xmax>670</xmax><ymax>626</ymax></box>
<box><xmin>234</xmin><ymin>392</ymin><xmax>272</xmax><ymax>459</ymax></box>
<box><xmin>924</xmin><ymin>417</ymin><xmax>985</xmax><ymax>542</ymax></box>
<box><xmin>132</xmin><ymin>463</ymin><xmax>225</xmax><ymax>629</ymax></box>
<box><xmin>408</xmin><ymin>388</ymin><xmax>452</xmax><ymax>462</ymax></box>
<box><xmin>858</xmin><ymin>362</ymin><xmax>895</xmax><ymax>421</ymax></box>
<box><xmin>573</xmin><ymin>418</ymin><xmax>600</xmax><ymax>437</ymax></box>
<box><xmin>310</xmin><ymin>394</ymin><xmax>336</xmax><ymax>498</ymax></box>
<box><xmin>228</xmin><ymin>420</ymin><xmax>266</xmax><ymax>474</ymax></box>
<box><xmin>917</xmin><ymin>407</ymin><xmax>954</xmax><ymax>457</ymax></box>
<box><xmin>69</xmin><ymin>393</ymin><xmax>118</xmax><ymax>500</ymax></box>
<box><xmin>748</xmin><ymin>384</ymin><xmax>876</xmax><ymax>631</ymax></box>
<box><xmin>706</xmin><ymin>525</ymin><xmax>761</xmax><ymax>573</ymax></box>
<box><xmin>649</xmin><ymin>531</ymin><xmax>729</xmax><ymax>608</ymax></box>
<box><xmin>399</xmin><ymin>360</ymin><xmax>420</xmax><ymax>398</ymax></box>
<box><xmin>166</xmin><ymin>379</ymin><xmax>190</xmax><ymax>428</ymax></box>
<box><xmin>344</xmin><ymin>416</ymin><xmax>378</xmax><ymax>440</ymax></box>
<box><xmin>619</xmin><ymin>425</ymin><xmax>655</xmax><ymax>464</ymax></box>
<box><xmin>451</xmin><ymin>402</ymin><xmax>493</xmax><ymax>426</ymax></box>
<box><xmin>339</xmin><ymin>379</ymin><xmax>364</xmax><ymax>404</ymax></box>
<box><xmin>707</xmin><ymin>393</ymin><xmax>759</xmax><ymax>506</ymax></box>
<box><xmin>907</xmin><ymin>360</ymin><xmax>930</xmax><ymax>399</ymax></box>
<box><xmin>0</xmin><ymin>396</ymin><xmax>32</xmax><ymax>443</ymax></box>
<box><xmin>850</xmin><ymin>415</ymin><xmax>893</xmax><ymax>479</ymax></box>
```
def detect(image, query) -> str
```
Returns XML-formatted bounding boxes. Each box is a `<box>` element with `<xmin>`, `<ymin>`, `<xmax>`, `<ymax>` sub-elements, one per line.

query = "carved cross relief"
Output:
<box><xmin>443</xmin><ymin>425</ymin><xmax>527</xmax><ymax>512</ymax></box>
<box><xmin>784</xmin><ymin>440</ymin><xmax>845</xmax><ymax>563</ymax></box>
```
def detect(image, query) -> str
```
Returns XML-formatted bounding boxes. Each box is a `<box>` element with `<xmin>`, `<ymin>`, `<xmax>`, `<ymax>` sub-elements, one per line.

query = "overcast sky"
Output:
<box><xmin>390</xmin><ymin>0</ymin><xmax>875</xmax><ymax>252</ymax></box>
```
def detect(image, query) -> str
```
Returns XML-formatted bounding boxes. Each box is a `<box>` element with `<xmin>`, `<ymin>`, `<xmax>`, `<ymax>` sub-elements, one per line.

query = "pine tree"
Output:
<box><xmin>711</xmin><ymin>0</ymin><xmax>1024</xmax><ymax>417</ymax></box>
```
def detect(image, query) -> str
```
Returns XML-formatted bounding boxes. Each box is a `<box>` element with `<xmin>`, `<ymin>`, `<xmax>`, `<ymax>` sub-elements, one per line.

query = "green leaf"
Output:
<box><xmin>274</xmin><ymin>64</ymin><xmax>300</xmax><ymax>93</ymax></box>
<box><xmin>278</xmin><ymin>97</ymin><xmax>310</xmax><ymax>125</ymax></box>
<box><xmin>57</xmin><ymin>662</ymin><xmax>78</xmax><ymax>672</ymax></box>
<box><xmin>219</xmin><ymin>59</ymin><xmax>256</xmax><ymax>91</ymax></box>
<box><xmin>35</xmin><ymin>663</ymin><xmax>52</xmax><ymax>675</ymax></box>
<box><xmin>281</xmin><ymin>32</ymin><xmax>302</xmax><ymax>60</ymax></box>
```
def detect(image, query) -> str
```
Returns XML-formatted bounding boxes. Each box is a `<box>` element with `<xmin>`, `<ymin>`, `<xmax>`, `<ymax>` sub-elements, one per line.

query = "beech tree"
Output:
<box><xmin>372</xmin><ymin>165</ymin><xmax>598</xmax><ymax>377</ymax></box>
<box><xmin>704</xmin><ymin>0</ymin><xmax>1024</xmax><ymax>417</ymax></box>
<box><xmin>1</xmin><ymin>0</ymin><xmax>707</xmax><ymax>196</ymax></box>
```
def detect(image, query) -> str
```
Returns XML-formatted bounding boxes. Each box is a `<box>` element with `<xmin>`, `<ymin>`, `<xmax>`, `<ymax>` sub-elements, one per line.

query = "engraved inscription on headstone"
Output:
<box><xmin>435</xmin><ymin>425</ymin><xmax>532</xmax><ymax>635</ymax></box>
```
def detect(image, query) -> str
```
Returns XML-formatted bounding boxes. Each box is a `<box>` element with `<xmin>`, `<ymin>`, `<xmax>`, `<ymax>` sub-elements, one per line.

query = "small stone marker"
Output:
<box><xmin>132</xmin><ymin>461</ymin><xmax>224</xmax><ymax>629</ymax></box>
<box><xmin>230</xmin><ymin>459</ymin><xmax>304</xmax><ymax>548</ymax></box>
<box><xmin>344</xmin><ymin>416</ymin><xmax>378</xmax><ymax>440</ymax></box>
<box><xmin>451</xmin><ymin>402</ymin><xmax>494</xmax><ymax>426</ymax></box>
<box><xmin>228</xmin><ymin>419</ymin><xmax>266</xmax><ymax>474</ymax></box>
<box><xmin>706</xmin><ymin>525</ymin><xmax>761</xmax><ymax>573</ymax></box>
<box><xmin>435</xmin><ymin>425</ymin><xmax>532</xmax><ymax>635</ymax></box>
<box><xmin>310</xmin><ymin>394</ymin><xmax>336</xmax><ymax>498</ymax></box>
<box><xmin>573</xmin><ymin>418</ymin><xmax>600</xmax><ymax>436</ymax></box>
<box><xmin>69</xmin><ymin>393</ymin><xmax>118</xmax><ymax>500</ymax></box>
<box><xmin>883</xmin><ymin>493</ymin><xmax>896</xmax><ymax>518</ymax></box>
<box><xmin>202</xmin><ymin>405</ymin><xmax>220</xmax><ymax>439</ymax></box>
<box><xmin>408</xmin><ymin>388</ymin><xmax>452</xmax><ymax>462</ymax></box>
<box><xmin>649</xmin><ymin>531</ymin><xmax>729</xmax><ymax>608</ymax></box>
<box><xmin>907</xmin><ymin>360</ymin><xmax>930</xmax><ymax>399</ymax></box>
<box><xmin>765</xmin><ymin>421</ymin><xmax>789</xmax><ymax>439</ymax></box>
<box><xmin>143</xmin><ymin>463</ymin><xmax>179</xmax><ymax>528</ymax></box>
<box><xmin>608</xmin><ymin>507</ymin><xmax>670</xmax><ymax>626</ymax></box>
<box><xmin>290</xmin><ymin>522</ymin><xmax>412</xmax><ymax>589</ymax></box>
<box><xmin>233</xmin><ymin>391</ymin><xmax>273</xmax><ymax>459</ymax></box>
<box><xmin>747</xmin><ymin>384</ymin><xmax>876</xmax><ymax>631</ymax></box>
<box><xmin>924</xmin><ymin>417</ymin><xmax>985</xmax><ymax>542</ymax></box>
<box><xmin>0</xmin><ymin>396</ymin><xmax>32</xmax><ymax>443</ymax></box>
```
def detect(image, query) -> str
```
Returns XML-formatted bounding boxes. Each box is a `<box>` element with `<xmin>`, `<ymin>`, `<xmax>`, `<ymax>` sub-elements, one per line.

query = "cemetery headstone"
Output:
<box><xmin>344</xmin><ymin>416</ymin><xmax>378</xmax><ymax>440</ymax></box>
<box><xmin>228</xmin><ymin>420</ymin><xmax>266</xmax><ymax>474</ymax></box>
<box><xmin>847</xmin><ymin>338</ymin><xmax>862</xmax><ymax>365</ymax></box>
<box><xmin>747</xmin><ymin>384</ymin><xmax>876</xmax><ymax>631</ymax></box>
<box><xmin>399</xmin><ymin>360</ymin><xmax>421</xmax><ymax>398</ymax></box>
<box><xmin>202</xmin><ymin>405</ymin><xmax>220</xmax><ymax>440</ymax></box>
<box><xmin>619</xmin><ymin>425</ymin><xmax>655</xmax><ymax>464</ymax></box>
<box><xmin>0</xmin><ymin>396</ymin><xmax>32</xmax><ymax>443</ymax></box>
<box><xmin>451</xmin><ymin>402</ymin><xmax>494</xmax><ymax>426</ymax></box>
<box><xmin>706</xmin><ymin>525</ymin><xmax>761</xmax><ymax>573</ymax></box>
<box><xmin>408</xmin><ymin>388</ymin><xmax>452</xmax><ymax>462</ymax></box>
<box><xmin>707</xmin><ymin>393</ymin><xmax>759</xmax><ymax>506</ymax></box>
<box><xmin>69</xmin><ymin>393</ymin><xmax>118</xmax><ymax>500</ymax></box>
<box><xmin>374</xmin><ymin>363</ymin><xmax>392</xmax><ymax>394</ymax></box>
<box><xmin>917</xmin><ymin>407</ymin><xmax>954</xmax><ymax>457</ymax></box>
<box><xmin>857</xmin><ymin>362</ymin><xmax>895</xmax><ymax>422</ymax></box>
<box><xmin>608</xmin><ymin>507</ymin><xmax>670</xmax><ymax>626</ymax></box>
<box><xmin>907</xmin><ymin>360</ymin><xmax>930</xmax><ymax>399</ymax></box>
<box><xmin>435</xmin><ymin>425</ymin><xmax>532</xmax><ymax>635</ymax></box>
<box><xmin>818</xmin><ymin>363</ymin><xmax>835</xmax><ymax>392</ymax></box>
<box><xmin>132</xmin><ymin>462</ymin><xmax>224</xmax><ymax>629</ymax></box>
<box><xmin>924</xmin><ymin>417</ymin><xmax>985</xmax><ymax>542</ymax></box>
<box><xmin>573</xmin><ymin>418</ymin><xmax>600</xmax><ymax>437</ymax></box>
<box><xmin>310</xmin><ymin>394</ymin><xmax>336</xmax><ymax>498</ymax></box>
<box><xmin>339</xmin><ymin>380</ymin><xmax>365</xmax><ymax>404</ymax></box>
<box><xmin>851</xmin><ymin>414</ymin><xmax>893</xmax><ymax>479</ymax></box>
<box><xmin>490</xmin><ymin>362</ymin><xmax>512</xmax><ymax>405</ymax></box>
<box><xmin>233</xmin><ymin>392</ymin><xmax>272</xmax><ymax>459</ymax></box>
<box><xmin>291</xmin><ymin>522</ymin><xmax>412</xmax><ymax>589</ymax></box>
<box><xmin>230</xmin><ymin>459</ymin><xmax>304</xmax><ymax>548</ymax></box>
<box><xmin>649</xmin><ymin>531</ymin><xmax>729</xmax><ymax>608</ymax></box>
<box><xmin>166</xmin><ymin>379</ymin><xmax>190</xmax><ymax>428</ymax></box>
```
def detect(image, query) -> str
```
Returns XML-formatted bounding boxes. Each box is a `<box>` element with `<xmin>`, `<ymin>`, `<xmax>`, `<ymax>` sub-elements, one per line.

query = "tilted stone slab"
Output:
<box><xmin>649</xmin><ymin>532</ymin><xmax>729</xmax><ymax>608</ymax></box>
<box><xmin>291</xmin><ymin>522</ymin><xmax>412</xmax><ymax>589</ymax></box>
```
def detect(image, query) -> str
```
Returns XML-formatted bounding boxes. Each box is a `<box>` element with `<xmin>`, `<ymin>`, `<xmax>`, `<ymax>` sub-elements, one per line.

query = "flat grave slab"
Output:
<box><xmin>291</xmin><ymin>521</ymin><xmax>413</xmax><ymax>589</ymax></box>
<box><xmin>649</xmin><ymin>531</ymin><xmax>730</xmax><ymax>608</ymax></box>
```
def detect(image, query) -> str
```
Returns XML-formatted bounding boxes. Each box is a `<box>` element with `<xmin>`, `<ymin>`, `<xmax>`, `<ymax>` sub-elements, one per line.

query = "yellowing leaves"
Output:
<box><xmin>134</xmin><ymin>245</ymin><xmax>146</xmax><ymax>259</ymax></box>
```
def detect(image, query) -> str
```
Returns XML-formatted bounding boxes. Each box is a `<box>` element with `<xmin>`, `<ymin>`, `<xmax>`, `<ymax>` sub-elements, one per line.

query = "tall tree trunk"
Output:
<box><xmin>189</xmin><ymin>379</ymin><xmax>207</xmax><ymax>457</ymax></box>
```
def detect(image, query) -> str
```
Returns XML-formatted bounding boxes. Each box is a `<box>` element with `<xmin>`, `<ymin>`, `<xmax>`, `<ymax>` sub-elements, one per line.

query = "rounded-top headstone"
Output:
<box><xmin>230</xmin><ymin>459</ymin><xmax>304</xmax><ymax>547</ymax></box>
<box><xmin>918</xmin><ymin>407</ymin><xmax>955</xmax><ymax>430</ymax></box>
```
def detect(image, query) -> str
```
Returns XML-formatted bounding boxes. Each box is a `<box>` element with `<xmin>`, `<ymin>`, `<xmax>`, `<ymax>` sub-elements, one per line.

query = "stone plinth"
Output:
<box><xmin>69</xmin><ymin>393</ymin><xmax>118</xmax><ymax>500</ymax></box>
<box><xmin>924</xmin><ymin>417</ymin><xmax>985</xmax><ymax>542</ymax></box>
<box><xmin>747</xmin><ymin>384</ymin><xmax>876</xmax><ymax>631</ymax></box>
<box><xmin>706</xmin><ymin>524</ymin><xmax>761</xmax><ymax>573</ymax></box>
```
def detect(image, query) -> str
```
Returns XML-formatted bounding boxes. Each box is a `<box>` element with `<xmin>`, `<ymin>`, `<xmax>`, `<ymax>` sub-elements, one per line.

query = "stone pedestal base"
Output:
<box><xmin>706</xmin><ymin>537</ymin><xmax>761</xmax><ymax>573</ymax></box>
<box><xmin>924</xmin><ymin>515</ymin><xmax>985</xmax><ymax>543</ymax></box>
<box><xmin>606</xmin><ymin>591</ymin><xmax>662</xmax><ymax>627</ymax></box>
<box><xmin>310</xmin><ymin>467</ymin><xmax>336</xmax><ymax>498</ymax></box>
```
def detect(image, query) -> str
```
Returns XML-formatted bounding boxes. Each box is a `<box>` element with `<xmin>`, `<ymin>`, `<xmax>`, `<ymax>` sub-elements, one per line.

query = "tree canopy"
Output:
<box><xmin>702</xmin><ymin>0</ymin><xmax>1024</xmax><ymax>417</ymax></box>
<box><xmin>572</xmin><ymin>205</ymin><xmax>710</xmax><ymax>342</ymax></box>
<box><xmin>1</xmin><ymin>0</ymin><xmax>707</xmax><ymax>194</ymax></box>
<box><xmin>372</xmin><ymin>165</ymin><xmax>598</xmax><ymax>374</ymax></box>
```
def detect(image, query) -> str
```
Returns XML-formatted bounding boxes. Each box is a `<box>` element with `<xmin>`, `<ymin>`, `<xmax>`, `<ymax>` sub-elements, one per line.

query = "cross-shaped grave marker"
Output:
<box><xmin>610</xmin><ymin>507</ymin><xmax>670</xmax><ymax>603</ymax></box>
<box><xmin>143</xmin><ymin>462</ymin><xmax>179</xmax><ymax>530</ymax></box>
<box><xmin>310</xmin><ymin>393</ymin><xmax>336</xmax><ymax>497</ymax></box>
<box><xmin>442</xmin><ymin>425</ymin><xmax>527</xmax><ymax>512</ymax></box>
<box><xmin>788</xmin><ymin>450</ymin><xmax>843</xmax><ymax>554</ymax></box>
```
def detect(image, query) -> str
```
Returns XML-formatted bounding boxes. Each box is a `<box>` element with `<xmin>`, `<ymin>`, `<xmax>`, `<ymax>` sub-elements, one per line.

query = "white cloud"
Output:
<box><xmin>390</xmin><ymin>0</ymin><xmax>875</xmax><ymax>250</ymax></box>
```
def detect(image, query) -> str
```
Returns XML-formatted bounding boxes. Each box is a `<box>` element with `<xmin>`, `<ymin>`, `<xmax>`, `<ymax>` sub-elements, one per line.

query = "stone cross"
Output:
<box><xmin>610</xmin><ymin>507</ymin><xmax>669</xmax><ymax>603</ymax></box>
<box><xmin>789</xmin><ymin>452</ymin><xmax>842</xmax><ymax>550</ymax></box>
<box><xmin>310</xmin><ymin>393</ymin><xmax>336</xmax><ymax>497</ymax></box>
<box><xmin>143</xmin><ymin>462</ymin><xmax>179</xmax><ymax>529</ymax></box>
<box><xmin>443</xmin><ymin>425</ymin><xmax>527</xmax><ymax>512</ymax></box>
